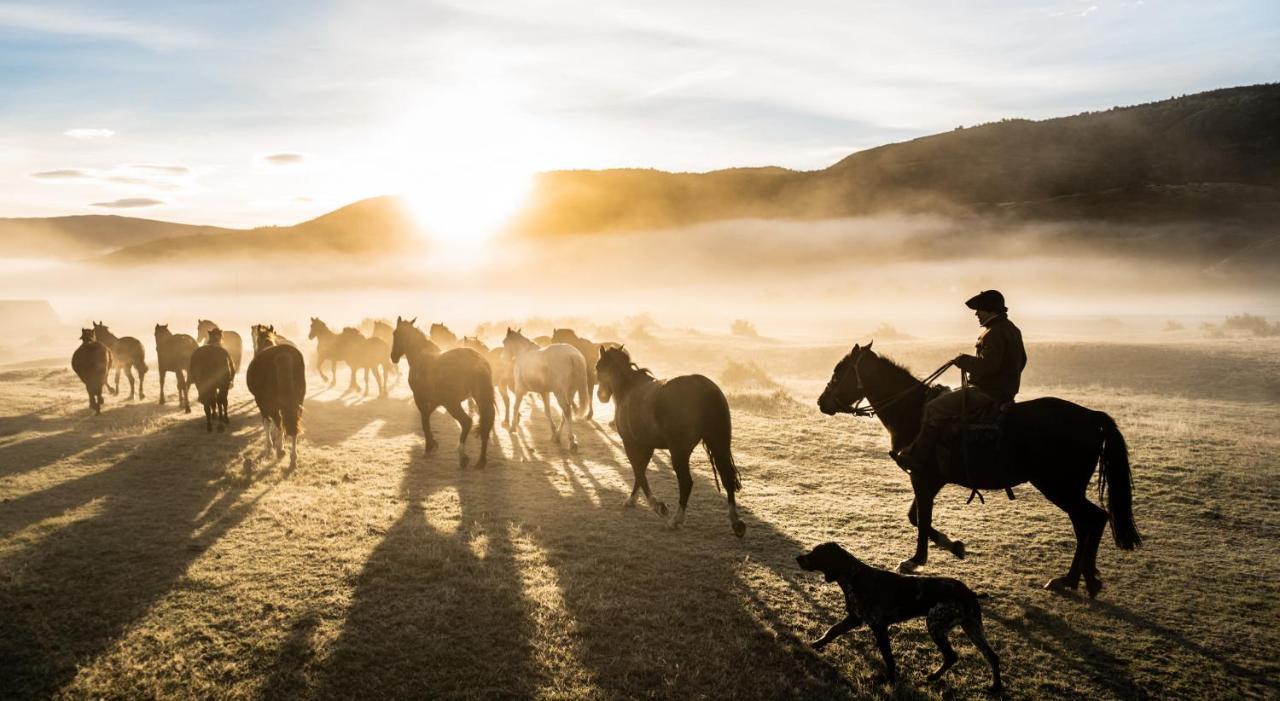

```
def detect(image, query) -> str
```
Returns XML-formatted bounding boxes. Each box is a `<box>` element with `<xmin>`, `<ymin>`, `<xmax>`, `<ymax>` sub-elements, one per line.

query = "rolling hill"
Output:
<box><xmin>30</xmin><ymin>83</ymin><xmax>1280</xmax><ymax>264</ymax></box>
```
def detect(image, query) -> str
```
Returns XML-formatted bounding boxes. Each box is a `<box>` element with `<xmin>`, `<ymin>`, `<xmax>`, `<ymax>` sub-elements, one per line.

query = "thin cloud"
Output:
<box><xmin>0</xmin><ymin>5</ymin><xmax>201</xmax><ymax>50</ymax></box>
<box><xmin>262</xmin><ymin>152</ymin><xmax>305</xmax><ymax>165</ymax></box>
<box><xmin>128</xmin><ymin>164</ymin><xmax>190</xmax><ymax>175</ymax></box>
<box><xmin>91</xmin><ymin>197</ymin><xmax>165</xmax><ymax>209</ymax></box>
<box><xmin>63</xmin><ymin>128</ymin><xmax>115</xmax><ymax>140</ymax></box>
<box><xmin>30</xmin><ymin>169</ymin><xmax>90</xmax><ymax>180</ymax></box>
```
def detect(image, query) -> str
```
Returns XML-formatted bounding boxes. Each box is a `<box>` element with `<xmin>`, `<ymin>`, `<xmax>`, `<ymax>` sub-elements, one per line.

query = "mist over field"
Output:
<box><xmin>3</xmin><ymin>214</ymin><xmax>1277</xmax><ymax>361</ymax></box>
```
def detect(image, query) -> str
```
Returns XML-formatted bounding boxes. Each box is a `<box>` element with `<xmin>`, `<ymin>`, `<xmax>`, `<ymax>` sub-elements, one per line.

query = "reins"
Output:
<box><xmin>835</xmin><ymin>354</ymin><xmax>954</xmax><ymax>418</ymax></box>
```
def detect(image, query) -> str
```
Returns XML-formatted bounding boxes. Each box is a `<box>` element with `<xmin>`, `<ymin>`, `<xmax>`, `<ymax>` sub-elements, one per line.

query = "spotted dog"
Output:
<box><xmin>797</xmin><ymin>542</ymin><xmax>1002</xmax><ymax>692</ymax></box>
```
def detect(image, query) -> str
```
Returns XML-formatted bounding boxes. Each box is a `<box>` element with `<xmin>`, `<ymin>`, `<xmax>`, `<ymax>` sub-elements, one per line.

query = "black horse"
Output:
<box><xmin>596</xmin><ymin>346</ymin><xmax>745</xmax><ymax>537</ymax></box>
<box><xmin>818</xmin><ymin>342</ymin><xmax>1140</xmax><ymax>598</ymax></box>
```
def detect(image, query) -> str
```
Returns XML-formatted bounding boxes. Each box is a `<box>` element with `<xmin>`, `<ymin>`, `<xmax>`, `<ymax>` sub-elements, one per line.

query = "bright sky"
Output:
<box><xmin>1</xmin><ymin>0</ymin><xmax>1276</xmax><ymax>228</ymax></box>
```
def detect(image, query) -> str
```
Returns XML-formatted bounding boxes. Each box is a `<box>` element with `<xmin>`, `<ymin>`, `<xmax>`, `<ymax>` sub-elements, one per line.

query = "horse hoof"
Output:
<box><xmin>732</xmin><ymin>520</ymin><xmax>746</xmax><ymax>538</ymax></box>
<box><xmin>897</xmin><ymin>559</ymin><xmax>921</xmax><ymax>574</ymax></box>
<box><xmin>569</xmin><ymin>442</ymin><xmax>578</xmax><ymax>454</ymax></box>
<box><xmin>655</xmin><ymin>502</ymin><xmax>669</xmax><ymax>516</ymax></box>
<box><xmin>277</xmin><ymin>449</ymin><xmax>286</xmax><ymax>459</ymax></box>
<box><xmin>951</xmin><ymin>540</ymin><xmax>966</xmax><ymax>559</ymax></box>
<box><xmin>424</xmin><ymin>442</ymin><xmax>439</xmax><ymax>454</ymax></box>
<box><xmin>621</xmin><ymin>497</ymin><xmax>637</xmax><ymax>509</ymax></box>
<box><xmin>459</xmin><ymin>456</ymin><xmax>470</xmax><ymax>469</ymax></box>
<box><xmin>1044</xmin><ymin>576</ymin><xmax>1078</xmax><ymax>593</ymax></box>
<box><xmin>1085</xmin><ymin>578</ymin><xmax>1103</xmax><ymax>599</ymax></box>
<box><xmin>666</xmin><ymin>518</ymin><xmax>682</xmax><ymax>530</ymax></box>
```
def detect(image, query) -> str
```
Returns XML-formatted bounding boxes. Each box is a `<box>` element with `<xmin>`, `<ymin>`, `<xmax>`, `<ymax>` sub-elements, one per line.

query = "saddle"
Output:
<box><xmin>937</xmin><ymin>401</ymin><xmax>1016</xmax><ymax>502</ymax></box>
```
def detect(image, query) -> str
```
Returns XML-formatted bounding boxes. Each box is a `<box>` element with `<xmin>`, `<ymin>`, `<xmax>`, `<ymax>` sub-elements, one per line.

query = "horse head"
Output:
<box><xmin>307</xmin><ymin>317</ymin><xmax>326</xmax><ymax>340</ymax></box>
<box><xmin>80</xmin><ymin>328</ymin><xmax>96</xmax><ymax>343</ymax></box>
<box><xmin>251</xmin><ymin>324</ymin><xmax>277</xmax><ymax>353</ymax></box>
<box><xmin>206</xmin><ymin>327</ymin><xmax>224</xmax><ymax>346</ymax></box>
<box><xmin>595</xmin><ymin>344</ymin><xmax>639</xmax><ymax>403</ymax></box>
<box><xmin>818</xmin><ymin>341</ymin><xmax>874</xmax><ymax>415</ymax></box>
<box><xmin>391</xmin><ymin>316</ymin><xmax>420</xmax><ymax>363</ymax></box>
<box><xmin>154</xmin><ymin>323</ymin><xmax>171</xmax><ymax>341</ymax></box>
<box><xmin>502</xmin><ymin>327</ymin><xmax>537</xmax><ymax>358</ymax></box>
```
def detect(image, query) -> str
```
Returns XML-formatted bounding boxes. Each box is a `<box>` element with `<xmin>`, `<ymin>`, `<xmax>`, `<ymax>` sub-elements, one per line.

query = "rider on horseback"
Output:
<box><xmin>893</xmin><ymin>290</ymin><xmax>1027</xmax><ymax>472</ymax></box>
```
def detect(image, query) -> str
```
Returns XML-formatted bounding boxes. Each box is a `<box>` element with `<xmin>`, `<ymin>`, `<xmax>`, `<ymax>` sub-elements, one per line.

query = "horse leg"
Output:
<box><xmin>509</xmin><ymin>388</ymin><xmax>524</xmax><ymax>434</ymax></box>
<box><xmin>1036</xmin><ymin>479</ymin><xmax>1109</xmax><ymax>597</ymax></box>
<box><xmin>444</xmin><ymin>403</ymin><xmax>473</xmax><ymax>468</ymax></box>
<box><xmin>556</xmin><ymin>391</ymin><xmax>577</xmax><ymax>452</ymax></box>
<box><xmin>667</xmin><ymin>447</ymin><xmax>694</xmax><ymax>529</ymax></box>
<box><xmin>124</xmin><ymin>365</ymin><xmax>136</xmax><ymax>400</ymax></box>
<box><xmin>908</xmin><ymin>499</ymin><xmax>966</xmax><ymax>559</ymax></box>
<box><xmin>177</xmin><ymin>370</ymin><xmax>191</xmax><ymax>412</ymax></box>
<box><xmin>111</xmin><ymin>366</ymin><xmax>121</xmax><ymax>395</ymax></box>
<box><xmin>420</xmin><ymin>402</ymin><xmax>439</xmax><ymax>454</ymax></box>
<box><xmin>583</xmin><ymin>379</ymin><xmax>595</xmax><ymax>420</ymax></box>
<box><xmin>158</xmin><ymin>370</ymin><xmax>167</xmax><ymax>404</ymax></box>
<box><xmin>542</xmin><ymin>391</ymin><xmax>559</xmax><ymax>444</ymax></box>
<box><xmin>622</xmin><ymin>445</ymin><xmax>663</xmax><ymax>513</ymax></box>
<box><xmin>137</xmin><ymin>366</ymin><xmax>146</xmax><ymax>400</ymax></box>
<box><xmin>261</xmin><ymin>414</ymin><xmax>275</xmax><ymax>457</ymax></box>
<box><xmin>900</xmin><ymin>479</ymin><xmax>941</xmax><ymax>573</ymax></box>
<box><xmin>204</xmin><ymin>400</ymin><xmax>214</xmax><ymax>432</ymax></box>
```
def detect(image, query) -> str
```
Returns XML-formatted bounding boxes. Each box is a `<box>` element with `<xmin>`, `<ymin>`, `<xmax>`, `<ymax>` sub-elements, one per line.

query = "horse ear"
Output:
<box><xmin>866</xmin><ymin>340</ymin><xmax>874</xmax><ymax>351</ymax></box>
<box><xmin>410</xmin><ymin>317</ymin><xmax>417</xmax><ymax>325</ymax></box>
<box><xmin>598</xmin><ymin>347</ymin><xmax>606</xmax><ymax>359</ymax></box>
<box><xmin>851</xmin><ymin>343</ymin><xmax>860</xmax><ymax>353</ymax></box>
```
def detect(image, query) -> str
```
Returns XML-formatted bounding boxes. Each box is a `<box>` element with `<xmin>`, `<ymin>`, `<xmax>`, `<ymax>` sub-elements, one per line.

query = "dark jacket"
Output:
<box><xmin>954</xmin><ymin>315</ymin><xmax>1026</xmax><ymax>402</ymax></box>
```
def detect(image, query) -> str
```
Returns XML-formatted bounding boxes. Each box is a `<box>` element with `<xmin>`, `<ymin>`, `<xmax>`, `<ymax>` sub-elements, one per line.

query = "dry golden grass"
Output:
<box><xmin>1</xmin><ymin>338</ymin><xmax>1277</xmax><ymax>699</ymax></box>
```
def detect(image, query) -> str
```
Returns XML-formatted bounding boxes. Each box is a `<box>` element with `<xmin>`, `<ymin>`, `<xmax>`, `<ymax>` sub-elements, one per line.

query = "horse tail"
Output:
<box><xmin>277</xmin><ymin>350</ymin><xmax>303</xmax><ymax>438</ymax></box>
<box><xmin>1097</xmin><ymin>412</ymin><xmax>1140</xmax><ymax>550</ymax></box>
<box><xmin>702</xmin><ymin>383</ymin><xmax>741</xmax><ymax>494</ymax></box>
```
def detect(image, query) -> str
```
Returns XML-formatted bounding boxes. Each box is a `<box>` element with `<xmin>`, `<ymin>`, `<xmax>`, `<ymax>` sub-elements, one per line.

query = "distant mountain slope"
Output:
<box><xmin>100</xmin><ymin>197</ymin><xmax>419</xmax><ymax>263</ymax></box>
<box><xmin>0</xmin><ymin>215</ymin><xmax>234</xmax><ymax>258</ymax></box>
<box><xmin>55</xmin><ymin>83</ymin><xmax>1280</xmax><ymax>264</ymax></box>
<box><xmin>513</xmin><ymin>84</ymin><xmax>1280</xmax><ymax>234</ymax></box>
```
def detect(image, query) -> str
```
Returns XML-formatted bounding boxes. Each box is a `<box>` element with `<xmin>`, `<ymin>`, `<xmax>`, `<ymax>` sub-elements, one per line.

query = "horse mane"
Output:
<box><xmin>603</xmin><ymin>347</ymin><xmax>655</xmax><ymax>381</ymax></box>
<box><xmin>868</xmin><ymin>351</ymin><xmax>920</xmax><ymax>384</ymax></box>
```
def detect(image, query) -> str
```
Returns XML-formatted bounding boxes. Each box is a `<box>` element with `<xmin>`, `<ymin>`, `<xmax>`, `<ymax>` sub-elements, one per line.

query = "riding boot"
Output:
<box><xmin>893</xmin><ymin>423</ymin><xmax>941</xmax><ymax>472</ymax></box>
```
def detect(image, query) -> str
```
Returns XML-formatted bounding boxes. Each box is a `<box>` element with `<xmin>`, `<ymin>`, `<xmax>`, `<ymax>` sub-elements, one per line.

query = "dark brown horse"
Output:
<box><xmin>392</xmin><ymin>317</ymin><xmax>494</xmax><ymax>468</ymax></box>
<box><xmin>595</xmin><ymin>346</ymin><xmax>745</xmax><ymax>537</ymax></box>
<box><xmin>91</xmin><ymin>321</ymin><xmax>147</xmax><ymax>400</ymax></box>
<box><xmin>188</xmin><ymin>328</ymin><xmax>235</xmax><ymax>432</ymax></box>
<box><xmin>197</xmin><ymin>319</ymin><xmax>243</xmax><ymax>374</ymax></box>
<box><xmin>246</xmin><ymin>325</ymin><xmax>305</xmax><ymax>467</ymax></box>
<box><xmin>72</xmin><ymin>328</ymin><xmax>112</xmax><ymax>415</ymax></box>
<box><xmin>154</xmin><ymin>323</ymin><xmax>197</xmax><ymax>412</ymax></box>
<box><xmin>818</xmin><ymin>343</ymin><xmax>1140</xmax><ymax>597</ymax></box>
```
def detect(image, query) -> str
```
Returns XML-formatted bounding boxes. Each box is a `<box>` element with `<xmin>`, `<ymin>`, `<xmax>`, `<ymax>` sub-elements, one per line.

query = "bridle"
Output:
<box><xmin>825</xmin><ymin>349</ymin><xmax>954</xmax><ymax>418</ymax></box>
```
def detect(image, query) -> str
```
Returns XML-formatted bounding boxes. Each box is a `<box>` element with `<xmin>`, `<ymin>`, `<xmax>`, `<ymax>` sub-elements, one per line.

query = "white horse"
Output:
<box><xmin>503</xmin><ymin>328</ymin><xmax>589</xmax><ymax>451</ymax></box>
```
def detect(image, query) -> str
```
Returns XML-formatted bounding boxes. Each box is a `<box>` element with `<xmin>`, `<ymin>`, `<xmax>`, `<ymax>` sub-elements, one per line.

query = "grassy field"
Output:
<box><xmin>1</xmin><ymin>338</ymin><xmax>1277</xmax><ymax>699</ymax></box>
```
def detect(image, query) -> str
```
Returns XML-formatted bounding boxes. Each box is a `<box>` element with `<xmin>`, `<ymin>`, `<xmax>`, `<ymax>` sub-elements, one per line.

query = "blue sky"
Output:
<box><xmin>1</xmin><ymin>0</ymin><xmax>1277</xmax><ymax>227</ymax></box>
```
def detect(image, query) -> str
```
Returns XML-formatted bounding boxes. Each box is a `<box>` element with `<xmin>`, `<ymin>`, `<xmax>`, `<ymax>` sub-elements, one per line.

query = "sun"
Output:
<box><xmin>390</xmin><ymin>85</ymin><xmax>540</xmax><ymax>252</ymax></box>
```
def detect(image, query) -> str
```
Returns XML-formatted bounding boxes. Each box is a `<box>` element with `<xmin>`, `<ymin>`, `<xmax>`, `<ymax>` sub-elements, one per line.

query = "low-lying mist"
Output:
<box><xmin>4</xmin><ymin>214</ymin><xmax>1278</xmax><ymax>356</ymax></box>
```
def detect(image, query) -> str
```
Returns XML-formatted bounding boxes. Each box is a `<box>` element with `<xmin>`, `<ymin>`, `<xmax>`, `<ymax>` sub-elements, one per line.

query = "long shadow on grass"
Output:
<box><xmin>314</xmin><ymin>442</ymin><xmax>541</xmax><ymax>698</ymax></box>
<box><xmin>0</xmin><ymin>411</ymin><xmax>263</xmax><ymax>699</ymax></box>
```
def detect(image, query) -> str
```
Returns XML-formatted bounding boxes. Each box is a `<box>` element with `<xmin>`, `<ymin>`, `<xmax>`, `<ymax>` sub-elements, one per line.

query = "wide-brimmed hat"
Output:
<box><xmin>965</xmin><ymin>289</ymin><xmax>1007</xmax><ymax>313</ymax></box>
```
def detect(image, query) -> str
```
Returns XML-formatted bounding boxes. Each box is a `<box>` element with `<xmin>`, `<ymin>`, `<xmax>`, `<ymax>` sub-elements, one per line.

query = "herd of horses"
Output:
<box><xmin>68</xmin><ymin>317</ymin><xmax>1141</xmax><ymax>687</ymax></box>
